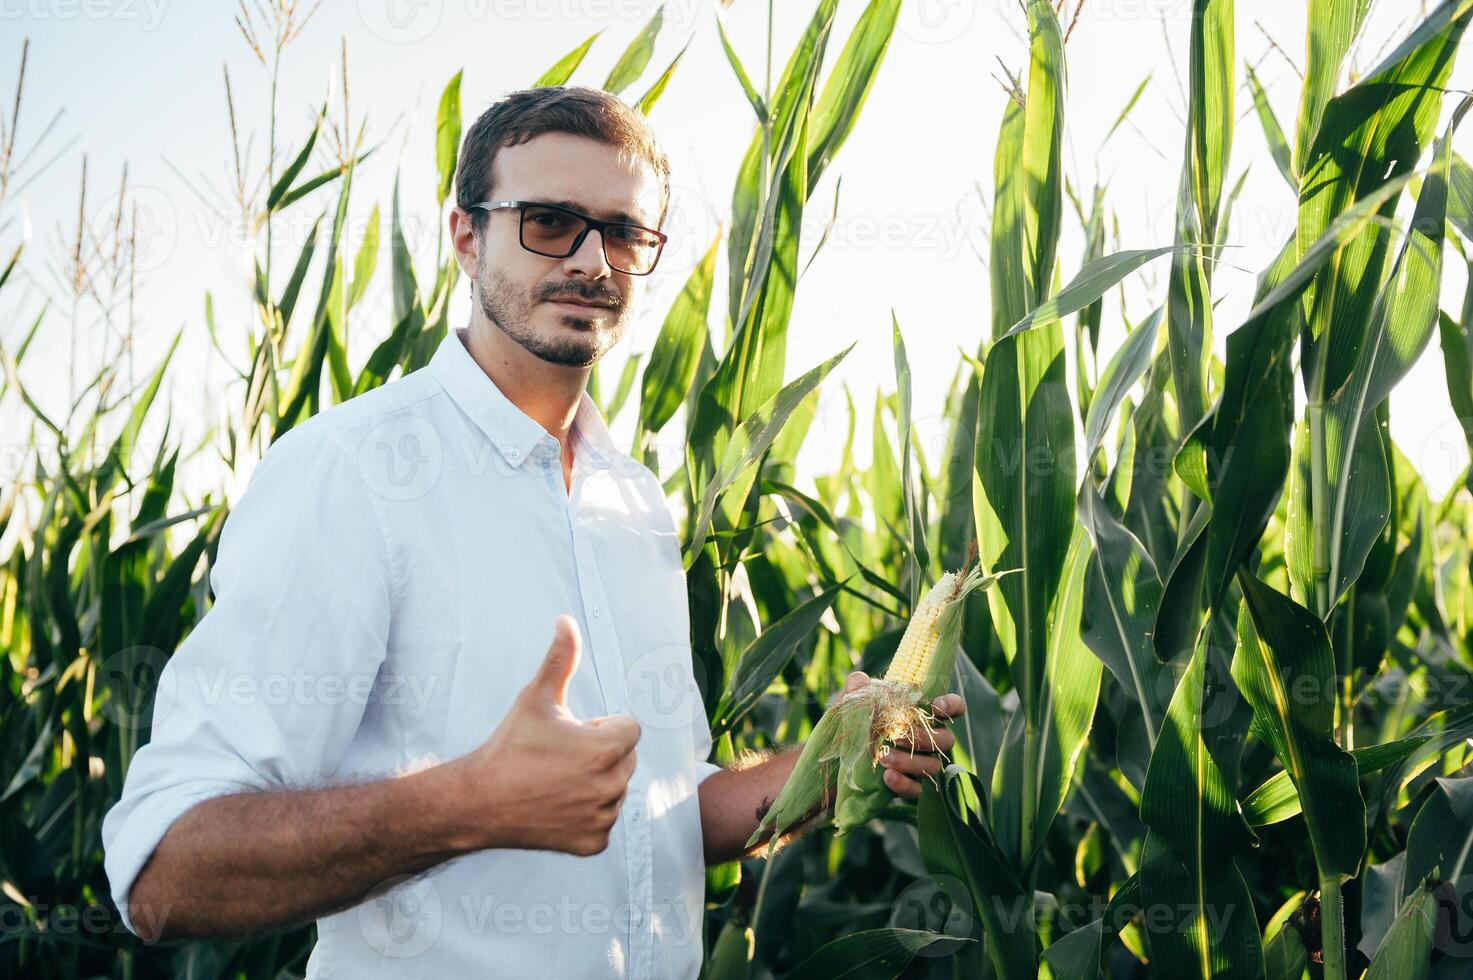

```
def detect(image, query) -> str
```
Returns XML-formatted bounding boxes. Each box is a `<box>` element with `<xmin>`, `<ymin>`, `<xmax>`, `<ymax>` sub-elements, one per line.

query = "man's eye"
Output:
<box><xmin>611</xmin><ymin>226</ymin><xmax>656</xmax><ymax>246</ymax></box>
<box><xmin>531</xmin><ymin>213</ymin><xmax>571</xmax><ymax>229</ymax></box>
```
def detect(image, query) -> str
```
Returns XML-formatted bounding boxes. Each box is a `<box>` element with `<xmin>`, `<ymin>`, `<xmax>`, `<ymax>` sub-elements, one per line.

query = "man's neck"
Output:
<box><xmin>457</xmin><ymin>324</ymin><xmax>587</xmax><ymax>465</ymax></box>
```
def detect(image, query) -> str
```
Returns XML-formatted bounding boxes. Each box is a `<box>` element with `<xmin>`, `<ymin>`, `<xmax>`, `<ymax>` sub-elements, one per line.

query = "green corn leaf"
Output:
<box><xmin>636</xmin><ymin>38</ymin><xmax>687</xmax><ymax>115</ymax></box>
<box><xmin>784</xmin><ymin>928</ymin><xmax>973</xmax><ymax>980</ymax></box>
<box><xmin>1233</xmin><ymin>572</ymin><xmax>1365</xmax><ymax>878</ymax></box>
<box><xmin>1291</xmin><ymin>0</ymin><xmax>1372</xmax><ymax>177</ymax></box>
<box><xmin>1263</xmin><ymin>913</ymin><xmax>1309</xmax><ymax>980</ymax></box>
<box><xmin>947</xmin><ymin>653</ymin><xmax>1006</xmax><ymax>791</ymax></box>
<box><xmin>603</xmin><ymin>3</ymin><xmax>663</xmax><ymax>96</ymax></box>
<box><xmin>388</xmin><ymin>172</ymin><xmax>419</xmax><ymax>322</ymax></box>
<box><xmin>352</xmin><ymin>307</ymin><xmax>423</xmax><ymax>397</ymax></box>
<box><xmin>0</xmin><ymin>241</ymin><xmax>20</xmax><ymax>293</ymax></box>
<box><xmin>1403</xmin><ymin>776</ymin><xmax>1473</xmax><ymax>904</ymax></box>
<box><xmin>1156</xmin><ymin>169</ymin><xmax>1419</xmax><ymax>656</ymax></box>
<box><xmin>715</xmin><ymin>10</ymin><xmax>766</xmax><ymax>123</ymax></box>
<box><xmin>1165</xmin><ymin>0</ymin><xmax>1233</xmax><ymax>433</ymax></box>
<box><xmin>759</xmin><ymin>478</ymin><xmax>909</xmax><ymax>608</ymax></box>
<box><xmin>722</xmin><ymin>0</ymin><xmax>836</xmax><ymax>332</ymax></box>
<box><xmin>1359</xmin><ymin>853</ymin><xmax>1408</xmax><ymax>961</ymax></box>
<box><xmin>804</xmin><ymin>0</ymin><xmax>901</xmax><ymax>194</ymax></box>
<box><xmin>1083</xmin><ymin>305</ymin><xmax>1162</xmax><ymax>464</ymax></box>
<box><xmin>1287</xmin><ymin>101</ymin><xmax>1467</xmax><ymax>610</ymax></box>
<box><xmin>1078</xmin><ymin>483</ymin><xmax>1169</xmax><ymax>752</ymax></box>
<box><xmin>638</xmin><ymin>233</ymin><xmax>717</xmax><ymax>438</ymax></box>
<box><xmin>1140</xmin><ymin>632</ymin><xmax>1258</xmax><ymax>863</ymax></box>
<box><xmin>1002</xmin><ymin>246</ymin><xmax>1186</xmax><ymax>339</ymax></box>
<box><xmin>685</xmin><ymin>344</ymin><xmax>853</xmax><ymax>565</ymax></box>
<box><xmin>1102</xmin><ymin>74</ymin><xmax>1152</xmax><ymax>148</ymax></box>
<box><xmin>347</xmin><ymin>204</ymin><xmax>379</xmax><ymax>310</ymax></box>
<box><xmin>434</xmin><ymin>71</ymin><xmax>462</xmax><ymax>207</ymax></box>
<box><xmin>1296</xmin><ymin>0</ymin><xmax>1470</xmax><ymax>403</ymax></box>
<box><xmin>1021</xmin><ymin>528</ymin><xmax>1103</xmax><ymax>865</ymax></box>
<box><xmin>1437</xmin><ymin>305</ymin><xmax>1473</xmax><ymax>488</ymax></box>
<box><xmin>276</xmin><ymin>162</ymin><xmax>354</xmax><ymax>438</ymax></box>
<box><xmin>265</xmin><ymin>103</ymin><xmax>326</xmax><ymax>213</ymax></box>
<box><xmin>98</xmin><ymin>327</ymin><xmax>181</xmax><ymax>486</ymax></box>
<box><xmin>990</xmin><ymin>0</ymin><xmax>1064</xmax><ymax>337</ymax></box>
<box><xmin>534</xmin><ymin>31</ymin><xmax>601</xmax><ymax>87</ymax></box>
<box><xmin>1041</xmin><ymin>873</ymin><xmax>1142</xmax><ymax>979</ymax></box>
<box><xmin>690</xmin><ymin>3</ymin><xmax>833</xmax><ymax>514</ymax></box>
<box><xmin>277</xmin><ymin>214</ymin><xmax>322</xmax><ymax>331</ymax></box>
<box><xmin>1448</xmin><ymin>150</ymin><xmax>1473</xmax><ymax>240</ymax></box>
<box><xmin>1136</xmin><ymin>831</ymin><xmax>1265</xmax><ymax>978</ymax></box>
<box><xmin>272</xmin><ymin>151</ymin><xmax>367</xmax><ymax>213</ymax></box>
<box><xmin>918</xmin><ymin>770</ymin><xmax>1037</xmax><ymax>980</ymax></box>
<box><xmin>1242</xmin><ymin>736</ymin><xmax>1429</xmax><ymax>826</ymax></box>
<box><xmin>710</xmin><ymin>579</ymin><xmax>847</xmax><ymax>736</ymax></box>
<box><xmin>602</xmin><ymin>353</ymin><xmax>642</xmax><ymax>423</ymax></box>
<box><xmin>892</xmin><ymin>314</ymin><xmax>927</xmax><ymax>603</ymax></box>
<box><xmin>1137</xmin><ymin>630</ymin><xmax>1263</xmax><ymax>978</ymax></box>
<box><xmin>1245</xmin><ymin>63</ymin><xmax>1293</xmax><ymax>189</ymax></box>
<box><xmin>703</xmin><ymin>921</ymin><xmax>752</xmax><ymax>979</ymax></box>
<box><xmin>1363</xmin><ymin>879</ymin><xmax>1439</xmax><ymax>980</ymax></box>
<box><xmin>972</xmin><ymin>326</ymin><xmax>1074</xmax><ymax>711</ymax></box>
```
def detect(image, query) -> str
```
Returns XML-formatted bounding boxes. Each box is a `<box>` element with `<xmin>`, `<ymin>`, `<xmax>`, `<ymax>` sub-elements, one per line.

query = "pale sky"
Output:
<box><xmin>3</xmin><ymin>0</ymin><xmax>1471</xmax><ymax>513</ymax></box>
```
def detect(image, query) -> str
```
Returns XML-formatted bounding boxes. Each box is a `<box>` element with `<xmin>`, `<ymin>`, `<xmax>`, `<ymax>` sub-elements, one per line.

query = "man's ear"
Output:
<box><xmin>448</xmin><ymin>207</ymin><xmax>479</xmax><ymax>280</ymax></box>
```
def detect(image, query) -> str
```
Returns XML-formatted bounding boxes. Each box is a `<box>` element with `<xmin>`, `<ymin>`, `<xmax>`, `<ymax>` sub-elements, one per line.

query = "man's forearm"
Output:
<box><xmin>698</xmin><ymin>747</ymin><xmax>825</xmax><ymax>865</ymax></box>
<box><xmin>128</xmin><ymin>761</ymin><xmax>475</xmax><ymax>942</ymax></box>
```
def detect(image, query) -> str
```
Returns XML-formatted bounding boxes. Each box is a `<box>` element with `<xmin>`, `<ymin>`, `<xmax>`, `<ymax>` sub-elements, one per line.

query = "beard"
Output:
<box><xmin>474</xmin><ymin>255</ymin><xmax>625</xmax><ymax>368</ymax></box>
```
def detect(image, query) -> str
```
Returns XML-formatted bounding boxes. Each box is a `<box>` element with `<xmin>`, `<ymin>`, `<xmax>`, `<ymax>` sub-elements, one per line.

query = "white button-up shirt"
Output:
<box><xmin>102</xmin><ymin>327</ymin><xmax>721</xmax><ymax>978</ymax></box>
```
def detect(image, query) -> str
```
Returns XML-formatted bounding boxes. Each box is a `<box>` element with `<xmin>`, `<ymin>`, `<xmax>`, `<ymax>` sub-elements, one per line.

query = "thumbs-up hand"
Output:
<box><xmin>453</xmin><ymin>615</ymin><xmax>641</xmax><ymax>857</ymax></box>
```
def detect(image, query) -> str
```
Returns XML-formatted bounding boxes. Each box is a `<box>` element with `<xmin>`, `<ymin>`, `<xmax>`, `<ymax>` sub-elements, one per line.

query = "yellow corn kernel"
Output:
<box><xmin>884</xmin><ymin>573</ymin><xmax>955</xmax><ymax>687</ymax></box>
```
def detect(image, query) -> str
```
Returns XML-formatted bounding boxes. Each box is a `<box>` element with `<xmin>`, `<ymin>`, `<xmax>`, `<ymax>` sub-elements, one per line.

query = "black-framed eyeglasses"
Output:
<box><xmin>470</xmin><ymin>200</ymin><xmax>667</xmax><ymax>276</ymax></box>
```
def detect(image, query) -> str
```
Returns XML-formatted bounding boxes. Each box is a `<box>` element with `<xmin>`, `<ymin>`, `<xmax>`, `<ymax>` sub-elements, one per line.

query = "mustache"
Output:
<box><xmin>540</xmin><ymin>284</ymin><xmax>621</xmax><ymax>309</ymax></box>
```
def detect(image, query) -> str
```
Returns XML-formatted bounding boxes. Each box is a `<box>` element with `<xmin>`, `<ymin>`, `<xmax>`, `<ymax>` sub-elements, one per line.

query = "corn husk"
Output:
<box><xmin>746</xmin><ymin>556</ymin><xmax>1017</xmax><ymax>854</ymax></box>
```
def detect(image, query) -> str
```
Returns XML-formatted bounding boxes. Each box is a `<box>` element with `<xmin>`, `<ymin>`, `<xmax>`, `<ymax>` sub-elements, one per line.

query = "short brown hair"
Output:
<box><xmin>455</xmin><ymin>85</ymin><xmax>671</xmax><ymax>235</ymax></box>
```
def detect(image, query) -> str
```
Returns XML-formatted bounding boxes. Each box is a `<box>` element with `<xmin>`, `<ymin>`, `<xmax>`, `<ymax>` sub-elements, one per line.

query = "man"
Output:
<box><xmin>102</xmin><ymin>85</ymin><xmax>964</xmax><ymax>978</ymax></box>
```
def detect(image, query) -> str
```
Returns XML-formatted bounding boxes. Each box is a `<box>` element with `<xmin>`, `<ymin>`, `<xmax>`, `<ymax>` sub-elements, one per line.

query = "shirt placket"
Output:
<box><xmin>557</xmin><ymin>450</ymin><xmax>654</xmax><ymax>979</ymax></box>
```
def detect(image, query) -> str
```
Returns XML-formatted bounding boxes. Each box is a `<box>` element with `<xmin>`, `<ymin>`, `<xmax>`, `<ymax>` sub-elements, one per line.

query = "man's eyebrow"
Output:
<box><xmin>540</xmin><ymin>198</ymin><xmax>654</xmax><ymax>227</ymax></box>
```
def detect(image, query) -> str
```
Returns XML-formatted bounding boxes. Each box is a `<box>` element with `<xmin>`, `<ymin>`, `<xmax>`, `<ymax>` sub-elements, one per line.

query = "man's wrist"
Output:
<box><xmin>407</xmin><ymin>757</ymin><xmax>492</xmax><ymax>855</ymax></box>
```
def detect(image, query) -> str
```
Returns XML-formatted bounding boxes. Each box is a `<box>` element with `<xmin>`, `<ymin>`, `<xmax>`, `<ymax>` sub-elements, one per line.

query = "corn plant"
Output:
<box><xmin>8</xmin><ymin>2</ymin><xmax>1473</xmax><ymax>979</ymax></box>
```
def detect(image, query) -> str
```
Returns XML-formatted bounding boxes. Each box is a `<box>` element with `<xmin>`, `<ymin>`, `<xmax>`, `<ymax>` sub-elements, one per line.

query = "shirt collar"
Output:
<box><xmin>429</xmin><ymin>327</ymin><xmax>613</xmax><ymax>471</ymax></box>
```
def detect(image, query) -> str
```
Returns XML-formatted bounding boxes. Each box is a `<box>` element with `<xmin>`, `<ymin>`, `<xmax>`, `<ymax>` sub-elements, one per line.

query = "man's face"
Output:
<box><xmin>456</xmin><ymin>131</ymin><xmax>662</xmax><ymax>368</ymax></box>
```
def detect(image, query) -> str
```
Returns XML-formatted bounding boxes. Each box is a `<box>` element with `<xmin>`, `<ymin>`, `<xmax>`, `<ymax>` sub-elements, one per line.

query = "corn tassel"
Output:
<box><xmin>746</xmin><ymin>553</ymin><xmax>1017</xmax><ymax>854</ymax></box>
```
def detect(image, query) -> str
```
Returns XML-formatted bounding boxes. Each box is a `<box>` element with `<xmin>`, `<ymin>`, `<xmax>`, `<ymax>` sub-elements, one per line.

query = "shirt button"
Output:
<box><xmin>592</xmin><ymin>605</ymin><xmax>601</xmax><ymax>618</ymax></box>
<box><xmin>630</xmin><ymin>807</ymin><xmax>642</xmax><ymax>821</ymax></box>
<box><xmin>507</xmin><ymin>448</ymin><xmax>520</xmax><ymax>459</ymax></box>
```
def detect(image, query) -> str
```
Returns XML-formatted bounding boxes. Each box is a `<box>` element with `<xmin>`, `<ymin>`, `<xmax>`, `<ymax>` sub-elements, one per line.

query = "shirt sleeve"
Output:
<box><xmin>691</xmin><ymin>680</ymin><xmax>722</xmax><ymax>785</ymax></box>
<box><xmin>101</xmin><ymin>426</ymin><xmax>396</xmax><ymax>936</ymax></box>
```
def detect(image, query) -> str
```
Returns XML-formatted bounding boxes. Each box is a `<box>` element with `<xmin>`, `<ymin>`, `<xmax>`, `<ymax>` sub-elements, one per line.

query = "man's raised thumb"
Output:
<box><xmin>526</xmin><ymin>614</ymin><xmax>581</xmax><ymax>711</ymax></box>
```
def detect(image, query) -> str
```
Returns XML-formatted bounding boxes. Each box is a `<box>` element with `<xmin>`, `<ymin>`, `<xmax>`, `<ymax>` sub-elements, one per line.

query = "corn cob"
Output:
<box><xmin>745</xmin><ymin>552</ymin><xmax>1016</xmax><ymax>854</ymax></box>
<box><xmin>883</xmin><ymin>577</ymin><xmax>950</xmax><ymax>688</ymax></box>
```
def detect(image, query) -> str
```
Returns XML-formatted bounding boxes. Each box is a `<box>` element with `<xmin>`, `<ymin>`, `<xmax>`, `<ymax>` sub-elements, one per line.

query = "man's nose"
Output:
<box><xmin>561</xmin><ymin>228</ymin><xmax>613</xmax><ymax>278</ymax></box>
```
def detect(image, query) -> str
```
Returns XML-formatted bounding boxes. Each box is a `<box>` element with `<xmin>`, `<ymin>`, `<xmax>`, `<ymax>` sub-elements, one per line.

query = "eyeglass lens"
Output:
<box><xmin>520</xmin><ymin>205</ymin><xmax>662</xmax><ymax>273</ymax></box>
